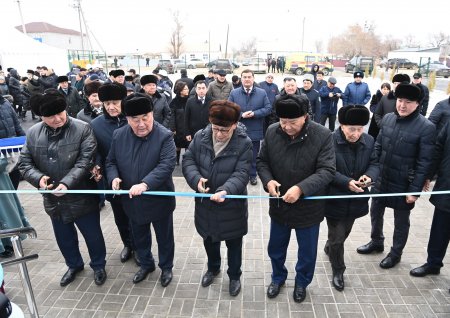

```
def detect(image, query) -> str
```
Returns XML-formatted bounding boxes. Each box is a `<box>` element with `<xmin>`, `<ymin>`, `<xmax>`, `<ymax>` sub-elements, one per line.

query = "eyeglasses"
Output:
<box><xmin>211</xmin><ymin>126</ymin><xmax>233</xmax><ymax>134</ymax></box>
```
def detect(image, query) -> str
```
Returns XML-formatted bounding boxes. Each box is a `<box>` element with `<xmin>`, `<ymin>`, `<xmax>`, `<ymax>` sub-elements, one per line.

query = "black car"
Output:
<box><xmin>387</xmin><ymin>58</ymin><xmax>418</xmax><ymax>69</ymax></box>
<box><xmin>345</xmin><ymin>56</ymin><xmax>374</xmax><ymax>73</ymax></box>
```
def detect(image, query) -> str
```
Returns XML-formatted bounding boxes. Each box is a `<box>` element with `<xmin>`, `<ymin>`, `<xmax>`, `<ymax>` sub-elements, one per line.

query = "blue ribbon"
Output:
<box><xmin>1</xmin><ymin>189</ymin><xmax>449</xmax><ymax>200</ymax></box>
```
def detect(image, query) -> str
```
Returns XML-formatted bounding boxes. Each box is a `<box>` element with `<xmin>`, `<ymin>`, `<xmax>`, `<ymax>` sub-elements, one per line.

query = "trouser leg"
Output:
<box><xmin>390</xmin><ymin>209</ymin><xmax>411</xmax><ymax>258</ymax></box>
<box><xmin>370</xmin><ymin>199</ymin><xmax>386</xmax><ymax>245</ymax></box>
<box><xmin>267</xmin><ymin>219</ymin><xmax>291</xmax><ymax>284</ymax></box>
<box><xmin>225</xmin><ymin>237</ymin><xmax>243</xmax><ymax>280</ymax></box>
<box><xmin>294</xmin><ymin>224</ymin><xmax>320</xmax><ymax>287</ymax></box>
<box><xmin>426</xmin><ymin>208</ymin><xmax>450</xmax><ymax>268</ymax></box>
<box><xmin>203</xmin><ymin>237</ymin><xmax>221</xmax><ymax>272</ymax></box>
<box><xmin>152</xmin><ymin>213</ymin><xmax>175</xmax><ymax>270</ymax></box>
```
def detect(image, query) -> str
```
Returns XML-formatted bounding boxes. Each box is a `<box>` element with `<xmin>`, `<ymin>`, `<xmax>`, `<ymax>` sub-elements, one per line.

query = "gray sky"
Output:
<box><xmin>1</xmin><ymin>0</ymin><xmax>449</xmax><ymax>54</ymax></box>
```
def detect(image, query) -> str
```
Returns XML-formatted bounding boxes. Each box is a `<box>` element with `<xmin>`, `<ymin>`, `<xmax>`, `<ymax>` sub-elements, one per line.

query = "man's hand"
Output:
<box><xmin>52</xmin><ymin>183</ymin><xmax>67</xmax><ymax>197</ymax></box>
<box><xmin>423</xmin><ymin>179</ymin><xmax>431</xmax><ymax>192</ymax></box>
<box><xmin>90</xmin><ymin>165</ymin><xmax>102</xmax><ymax>182</ymax></box>
<box><xmin>282</xmin><ymin>185</ymin><xmax>302</xmax><ymax>204</ymax></box>
<box><xmin>197</xmin><ymin>178</ymin><xmax>210</xmax><ymax>193</ymax></box>
<box><xmin>210</xmin><ymin>190</ymin><xmax>227</xmax><ymax>203</ymax></box>
<box><xmin>129</xmin><ymin>182</ymin><xmax>148</xmax><ymax>198</ymax></box>
<box><xmin>112</xmin><ymin>178</ymin><xmax>122</xmax><ymax>190</ymax></box>
<box><xmin>186</xmin><ymin>135</ymin><xmax>192</xmax><ymax>142</ymax></box>
<box><xmin>242</xmin><ymin>111</ymin><xmax>254</xmax><ymax>118</ymax></box>
<box><xmin>267</xmin><ymin>180</ymin><xmax>281</xmax><ymax>197</ymax></box>
<box><xmin>39</xmin><ymin>176</ymin><xmax>52</xmax><ymax>189</ymax></box>
<box><xmin>348</xmin><ymin>180</ymin><xmax>364</xmax><ymax>193</ymax></box>
<box><xmin>406</xmin><ymin>195</ymin><xmax>418</xmax><ymax>204</ymax></box>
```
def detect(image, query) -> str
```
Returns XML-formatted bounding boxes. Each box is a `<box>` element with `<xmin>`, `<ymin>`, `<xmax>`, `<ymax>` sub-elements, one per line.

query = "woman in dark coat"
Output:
<box><xmin>324</xmin><ymin>105</ymin><xmax>379</xmax><ymax>292</ymax></box>
<box><xmin>169</xmin><ymin>81</ymin><xmax>190</xmax><ymax>164</ymax></box>
<box><xmin>182</xmin><ymin>100</ymin><xmax>252</xmax><ymax>297</ymax></box>
<box><xmin>368</xmin><ymin>82</ymin><xmax>390</xmax><ymax>139</ymax></box>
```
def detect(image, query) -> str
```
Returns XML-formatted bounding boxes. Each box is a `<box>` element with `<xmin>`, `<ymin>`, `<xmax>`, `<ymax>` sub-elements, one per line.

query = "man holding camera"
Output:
<box><xmin>319</xmin><ymin>77</ymin><xmax>342</xmax><ymax>131</ymax></box>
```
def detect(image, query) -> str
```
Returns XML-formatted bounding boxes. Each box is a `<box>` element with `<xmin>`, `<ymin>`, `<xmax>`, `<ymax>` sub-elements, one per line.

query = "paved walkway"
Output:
<box><xmin>3</xmin><ymin>172</ymin><xmax>450</xmax><ymax>318</ymax></box>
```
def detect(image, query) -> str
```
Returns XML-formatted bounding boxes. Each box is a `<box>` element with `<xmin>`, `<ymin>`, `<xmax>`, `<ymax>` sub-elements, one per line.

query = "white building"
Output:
<box><xmin>15</xmin><ymin>22</ymin><xmax>85</xmax><ymax>51</ymax></box>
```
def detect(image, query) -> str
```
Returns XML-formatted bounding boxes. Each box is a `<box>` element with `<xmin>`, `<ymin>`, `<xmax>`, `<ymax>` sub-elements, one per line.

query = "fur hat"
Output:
<box><xmin>338</xmin><ymin>105</ymin><xmax>370</xmax><ymax>126</ymax></box>
<box><xmin>125</xmin><ymin>75</ymin><xmax>134</xmax><ymax>82</ymax></box>
<box><xmin>394</xmin><ymin>83</ymin><xmax>422</xmax><ymax>101</ymax></box>
<box><xmin>110</xmin><ymin>69</ymin><xmax>125</xmax><ymax>77</ymax></box>
<box><xmin>30</xmin><ymin>89</ymin><xmax>67</xmax><ymax>117</ymax></box>
<box><xmin>392</xmin><ymin>73</ymin><xmax>410</xmax><ymax>84</ymax></box>
<box><xmin>98</xmin><ymin>83</ymin><xmax>127</xmax><ymax>101</ymax></box>
<box><xmin>84</xmin><ymin>81</ymin><xmax>102</xmax><ymax>97</ymax></box>
<box><xmin>140</xmin><ymin>74</ymin><xmax>158</xmax><ymax>86</ymax></box>
<box><xmin>123</xmin><ymin>93</ymin><xmax>153</xmax><ymax>116</ymax></box>
<box><xmin>209</xmin><ymin>100</ymin><xmax>241</xmax><ymax>127</ymax></box>
<box><xmin>193</xmin><ymin>74</ymin><xmax>206</xmax><ymax>83</ymax></box>
<box><xmin>57</xmin><ymin>75</ymin><xmax>69</xmax><ymax>83</ymax></box>
<box><xmin>275</xmin><ymin>94</ymin><xmax>309</xmax><ymax>119</ymax></box>
<box><xmin>26</xmin><ymin>69</ymin><xmax>35</xmax><ymax>75</ymax></box>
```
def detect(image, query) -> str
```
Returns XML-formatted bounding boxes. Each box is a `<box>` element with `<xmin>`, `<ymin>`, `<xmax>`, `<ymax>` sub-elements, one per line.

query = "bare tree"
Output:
<box><xmin>403</xmin><ymin>34</ymin><xmax>419</xmax><ymax>48</ymax></box>
<box><xmin>169</xmin><ymin>10</ymin><xmax>184</xmax><ymax>58</ymax></box>
<box><xmin>429</xmin><ymin>32</ymin><xmax>450</xmax><ymax>47</ymax></box>
<box><xmin>237</xmin><ymin>37</ymin><xmax>257</xmax><ymax>57</ymax></box>
<box><xmin>314</xmin><ymin>40</ymin><xmax>323</xmax><ymax>53</ymax></box>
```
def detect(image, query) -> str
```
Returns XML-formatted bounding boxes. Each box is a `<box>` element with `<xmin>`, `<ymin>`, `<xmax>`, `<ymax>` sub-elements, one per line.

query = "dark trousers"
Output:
<box><xmin>320</xmin><ymin>114</ymin><xmax>336</xmax><ymax>131</ymax></box>
<box><xmin>325</xmin><ymin>217</ymin><xmax>355</xmax><ymax>272</ymax></box>
<box><xmin>51</xmin><ymin>211</ymin><xmax>106</xmax><ymax>270</ymax></box>
<box><xmin>203</xmin><ymin>236</ymin><xmax>243</xmax><ymax>280</ymax></box>
<box><xmin>370</xmin><ymin>199</ymin><xmax>411</xmax><ymax>258</ymax></box>
<box><xmin>427</xmin><ymin>208</ymin><xmax>450</xmax><ymax>268</ymax></box>
<box><xmin>110</xmin><ymin>197</ymin><xmax>133</xmax><ymax>249</ymax></box>
<box><xmin>251</xmin><ymin>140</ymin><xmax>260</xmax><ymax>178</ymax></box>
<box><xmin>268</xmin><ymin>219</ymin><xmax>320</xmax><ymax>287</ymax></box>
<box><xmin>9</xmin><ymin>168</ymin><xmax>21</xmax><ymax>190</ymax></box>
<box><xmin>130</xmin><ymin>213</ymin><xmax>174</xmax><ymax>271</ymax></box>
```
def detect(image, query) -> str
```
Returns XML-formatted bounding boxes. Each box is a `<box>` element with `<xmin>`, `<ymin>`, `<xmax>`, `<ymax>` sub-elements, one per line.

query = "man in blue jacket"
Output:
<box><xmin>229</xmin><ymin>69</ymin><xmax>271</xmax><ymax>185</ymax></box>
<box><xmin>319</xmin><ymin>77</ymin><xmax>342</xmax><ymax>131</ymax></box>
<box><xmin>106</xmin><ymin>93</ymin><xmax>177</xmax><ymax>287</ymax></box>
<box><xmin>342</xmin><ymin>71</ymin><xmax>371</xmax><ymax>106</ymax></box>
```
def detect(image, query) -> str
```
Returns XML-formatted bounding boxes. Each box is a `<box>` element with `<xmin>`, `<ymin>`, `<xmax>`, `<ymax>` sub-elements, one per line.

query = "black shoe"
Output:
<box><xmin>410</xmin><ymin>263</ymin><xmax>440</xmax><ymax>277</ymax></box>
<box><xmin>94</xmin><ymin>268</ymin><xmax>107</xmax><ymax>286</ymax></box>
<box><xmin>267</xmin><ymin>282</ymin><xmax>284</xmax><ymax>298</ymax></box>
<box><xmin>201</xmin><ymin>270</ymin><xmax>220</xmax><ymax>287</ymax></box>
<box><xmin>356</xmin><ymin>241</ymin><xmax>384</xmax><ymax>254</ymax></box>
<box><xmin>293</xmin><ymin>284</ymin><xmax>307</xmax><ymax>303</ymax></box>
<box><xmin>133</xmin><ymin>265</ymin><xmax>156</xmax><ymax>284</ymax></box>
<box><xmin>160</xmin><ymin>269</ymin><xmax>173</xmax><ymax>287</ymax></box>
<box><xmin>332</xmin><ymin>271</ymin><xmax>344</xmax><ymax>291</ymax></box>
<box><xmin>0</xmin><ymin>246</ymin><xmax>14</xmax><ymax>258</ymax></box>
<box><xmin>250</xmin><ymin>177</ymin><xmax>258</xmax><ymax>186</ymax></box>
<box><xmin>380</xmin><ymin>253</ymin><xmax>401</xmax><ymax>269</ymax></box>
<box><xmin>60</xmin><ymin>266</ymin><xmax>84</xmax><ymax>287</ymax></box>
<box><xmin>229</xmin><ymin>279</ymin><xmax>241</xmax><ymax>296</ymax></box>
<box><xmin>120</xmin><ymin>246</ymin><xmax>132</xmax><ymax>263</ymax></box>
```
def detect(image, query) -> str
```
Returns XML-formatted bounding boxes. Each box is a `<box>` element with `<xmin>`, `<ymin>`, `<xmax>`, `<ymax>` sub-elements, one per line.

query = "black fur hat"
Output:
<box><xmin>140</xmin><ymin>74</ymin><xmax>158</xmax><ymax>86</ymax></box>
<box><xmin>395</xmin><ymin>83</ymin><xmax>422</xmax><ymax>101</ymax></box>
<box><xmin>392</xmin><ymin>73</ymin><xmax>410</xmax><ymax>84</ymax></box>
<box><xmin>57</xmin><ymin>75</ymin><xmax>69</xmax><ymax>83</ymax></box>
<box><xmin>123</xmin><ymin>93</ymin><xmax>153</xmax><ymax>116</ymax></box>
<box><xmin>30</xmin><ymin>89</ymin><xmax>67</xmax><ymax>117</ymax></box>
<box><xmin>98</xmin><ymin>83</ymin><xmax>127</xmax><ymax>102</ymax></box>
<box><xmin>275</xmin><ymin>94</ymin><xmax>309</xmax><ymax>119</ymax></box>
<box><xmin>84</xmin><ymin>81</ymin><xmax>102</xmax><ymax>97</ymax></box>
<box><xmin>338</xmin><ymin>105</ymin><xmax>370</xmax><ymax>125</ymax></box>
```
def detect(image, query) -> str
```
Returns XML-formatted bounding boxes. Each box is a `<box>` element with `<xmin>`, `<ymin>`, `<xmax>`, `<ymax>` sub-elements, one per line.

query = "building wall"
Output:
<box><xmin>28</xmin><ymin>32</ymin><xmax>84</xmax><ymax>50</ymax></box>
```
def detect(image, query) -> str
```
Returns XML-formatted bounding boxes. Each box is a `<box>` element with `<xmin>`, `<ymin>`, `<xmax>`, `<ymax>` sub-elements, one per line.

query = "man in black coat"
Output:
<box><xmin>106</xmin><ymin>93</ymin><xmax>176</xmax><ymax>287</ymax></box>
<box><xmin>57</xmin><ymin>76</ymin><xmax>86</xmax><ymax>118</ymax></box>
<box><xmin>257</xmin><ymin>94</ymin><xmax>335</xmax><ymax>303</ymax></box>
<box><xmin>410</xmin><ymin>121</ymin><xmax>450</xmax><ymax>279</ymax></box>
<box><xmin>357</xmin><ymin>84</ymin><xmax>436</xmax><ymax>269</ymax></box>
<box><xmin>324</xmin><ymin>105</ymin><xmax>379</xmax><ymax>291</ymax></box>
<box><xmin>184</xmin><ymin>80</ymin><xmax>211</xmax><ymax>142</ymax></box>
<box><xmin>18</xmin><ymin>89</ymin><xmax>107</xmax><ymax>287</ymax></box>
<box><xmin>412</xmin><ymin>72</ymin><xmax>429</xmax><ymax>117</ymax></box>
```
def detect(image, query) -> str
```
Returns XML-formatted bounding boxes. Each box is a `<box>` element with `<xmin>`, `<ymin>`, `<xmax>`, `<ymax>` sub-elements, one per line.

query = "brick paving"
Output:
<box><xmin>3</xmin><ymin>170</ymin><xmax>450</xmax><ymax>317</ymax></box>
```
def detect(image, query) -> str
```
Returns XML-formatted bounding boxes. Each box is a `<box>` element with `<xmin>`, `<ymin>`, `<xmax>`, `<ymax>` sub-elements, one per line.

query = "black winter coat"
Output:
<box><xmin>59</xmin><ymin>87</ymin><xmax>86</xmax><ymax>118</ymax></box>
<box><xmin>428</xmin><ymin>97</ymin><xmax>450</xmax><ymax>135</ymax></box>
<box><xmin>373</xmin><ymin>108</ymin><xmax>436</xmax><ymax>210</ymax></box>
<box><xmin>374</xmin><ymin>91</ymin><xmax>396</xmax><ymax>128</ymax></box>
<box><xmin>257</xmin><ymin>120</ymin><xmax>336</xmax><ymax>228</ymax></box>
<box><xmin>0</xmin><ymin>97</ymin><xmax>25</xmax><ymax>139</ymax></box>
<box><xmin>184</xmin><ymin>95</ymin><xmax>211</xmax><ymax>136</ymax></box>
<box><xmin>325</xmin><ymin>129</ymin><xmax>379</xmax><ymax>220</ymax></box>
<box><xmin>429</xmin><ymin>122</ymin><xmax>450</xmax><ymax>213</ymax></box>
<box><xmin>18</xmin><ymin>117</ymin><xmax>99</xmax><ymax>223</ymax></box>
<box><xmin>106</xmin><ymin>123</ymin><xmax>176</xmax><ymax>225</ymax></box>
<box><xmin>8</xmin><ymin>70</ymin><xmax>23</xmax><ymax>107</ymax></box>
<box><xmin>182</xmin><ymin>125</ymin><xmax>252</xmax><ymax>242</ymax></box>
<box><xmin>169</xmin><ymin>95</ymin><xmax>189</xmax><ymax>148</ymax></box>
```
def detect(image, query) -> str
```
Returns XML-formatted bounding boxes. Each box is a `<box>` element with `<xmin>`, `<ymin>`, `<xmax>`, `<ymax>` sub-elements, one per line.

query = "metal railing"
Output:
<box><xmin>0</xmin><ymin>227</ymin><xmax>39</xmax><ymax>318</ymax></box>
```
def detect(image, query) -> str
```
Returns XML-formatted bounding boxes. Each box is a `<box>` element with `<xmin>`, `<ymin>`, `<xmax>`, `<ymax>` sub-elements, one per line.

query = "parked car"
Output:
<box><xmin>208</xmin><ymin>59</ymin><xmax>234</xmax><ymax>74</ymax></box>
<box><xmin>387</xmin><ymin>58</ymin><xmax>418</xmax><ymax>69</ymax></box>
<box><xmin>173</xmin><ymin>59</ymin><xmax>201</xmax><ymax>71</ymax></box>
<box><xmin>246</xmin><ymin>57</ymin><xmax>266</xmax><ymax>74</ymax></box>
<box><xmin>157</xmin><ymin>59</ymin><xmax>174</xmax><ymax>74</ymax></box>
<box><xmin>345</xmin><ymin>56</ymin><xmax>374</xmax><ymax>74</ymax></box>
<box><xmin>419</xmin><ymin>61</ymin><xmax>450</xmax><ymax>78</ymax></box>
<box><xmin>189</xmin><ymin>58</ymin><xmax>206</xmax><ymax>68</ymax></box>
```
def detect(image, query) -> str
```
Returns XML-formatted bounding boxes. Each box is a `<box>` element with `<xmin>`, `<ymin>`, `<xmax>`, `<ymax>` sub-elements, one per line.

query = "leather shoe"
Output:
<box><xmin>94</xmin><ymin>268</ymin><xmax>107</xmax><ymax>286</ymax></box>
<box><xmin>356</xmin><ymin>241</ymin><xmax>384</xmax><ymax>254</ymax></box>
<box><xmin>120</xmin><ymin>246</ymin><xmax>132</xmax><ymax>263</ymax></box>
<box><xmin>250</xmin><ymin>177</ymin><xmax>257</xmax><ymax>186</ymax></box>
<box><xmin>410</xmin><ymin>263</ymin><xmax>440</xmax><ymax>277</ymax></box>
<box><xmin>133</xmin><ymin>265</ymin><xmax>156</xmax><ymax>284</ymax></box>
<box><xmin>60</xmin><ymin>267</ymin><xmax>84</xmax><ymax>287</ymax></box>
<box><xmin>293</xmin><ymin>284</ymin><xmax>307</xmax><ymax>303</ymax></box>
<box><xmin>229</xmin><ymin>279</ymin><xmax>241</xmax><ymax>296</ymax></box>
<box><xmin>380</xmin><ymin>253</ymin><xmax>401</xmax><ymax>269</ymax></box>
<box><xmin>267</xmin><ymin>282</ymin><xmax>284</xmax><ymax>298</ymax></box>
<box><xmin>160</xmin><ymin>269</ymin><xmax>173</xmax><ymax>287</ymax></box>
<box><xmin>201</xmin><ymin>270</ymin><xmax>220</xmax><ymax>287</ymax></box>
<box><xmin>332</xmin><ymin>271</ymin><xmax>344</xmax><ymax>291</ymax></box>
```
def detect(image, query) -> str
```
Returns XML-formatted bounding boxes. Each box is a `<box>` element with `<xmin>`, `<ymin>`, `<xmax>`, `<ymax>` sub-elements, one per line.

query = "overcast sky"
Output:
<box><xmin>1</xmin><ymin>0</ymin><xmax>448</xmax><ymax>55</ymax></box>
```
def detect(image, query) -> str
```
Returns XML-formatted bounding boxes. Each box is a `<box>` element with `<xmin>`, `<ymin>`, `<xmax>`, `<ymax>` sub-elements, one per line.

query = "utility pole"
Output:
<box><xmin>73</xmin><ymin>0</ymin><xmax>85</xmax><ymax>58</ymax></box>
<box><xmin>208</xmin><ymin>30</ymin><xmax>211</xmax><ymax>64</ymax></box>
<box><xmin>16</xmin><ymin>0</ymin><xmax>27</xmax><ymax>34</ymax></box>
<box><xmin>301</xmin><ymin>17</ymin><xmax>305</xmax><ymax>52</ymax></box>
<box><xmin>225</xmin><ymin>24</ymin><xmax>229</xmax><ymax>59</ymax></box>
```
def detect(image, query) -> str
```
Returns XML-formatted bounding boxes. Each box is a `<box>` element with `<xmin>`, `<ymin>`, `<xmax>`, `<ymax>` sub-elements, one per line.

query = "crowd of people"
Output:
<box><xmin>0</xmin><ymin>61</ymin><xmax>449</xmax><ymax>305</ymax></box>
